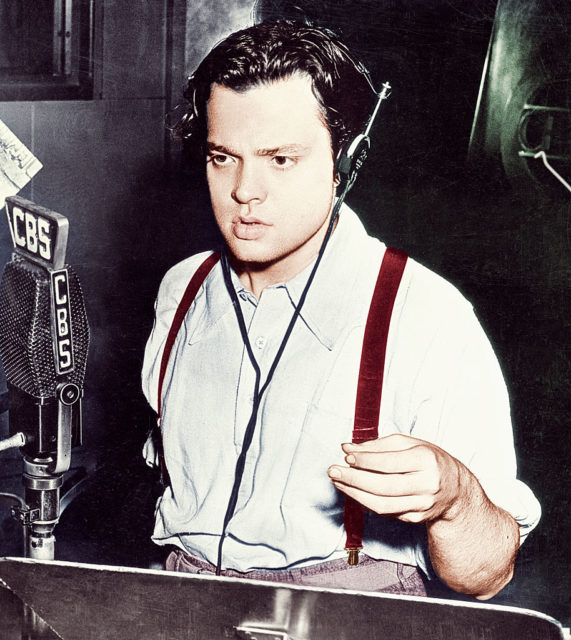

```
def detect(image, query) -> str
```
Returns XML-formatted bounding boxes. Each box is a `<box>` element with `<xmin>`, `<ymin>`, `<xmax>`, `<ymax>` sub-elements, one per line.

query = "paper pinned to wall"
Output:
<box><xmin>0</xmin><ymin>120</ymin><xmax>43</xmax><ymax>209</ymax></box>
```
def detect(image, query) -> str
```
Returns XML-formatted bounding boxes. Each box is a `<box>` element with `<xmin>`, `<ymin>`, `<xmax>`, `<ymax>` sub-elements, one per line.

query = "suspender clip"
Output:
<box><xmin>346</xmin><ymin>546</ymin><xmax>363</xmax><ymax>566</ymax></box>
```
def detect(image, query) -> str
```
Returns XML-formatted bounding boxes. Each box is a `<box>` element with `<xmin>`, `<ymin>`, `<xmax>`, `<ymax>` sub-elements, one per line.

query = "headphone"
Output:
<box><xmin>334</xmin><ymin>70</ymin><xmax>391</xmax><ymax>193</ymax></box>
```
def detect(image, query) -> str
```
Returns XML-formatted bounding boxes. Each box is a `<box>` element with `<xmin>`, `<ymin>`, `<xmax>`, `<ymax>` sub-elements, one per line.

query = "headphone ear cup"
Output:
<box><xmin>335</xmin><ymin>142</ymin><xmax>352</xmax><ymax>188</ymax></box>
<box><xmin>335</xmin><ymin>134</ymin><xmax>371</xmax><ymax>193</ymax></box>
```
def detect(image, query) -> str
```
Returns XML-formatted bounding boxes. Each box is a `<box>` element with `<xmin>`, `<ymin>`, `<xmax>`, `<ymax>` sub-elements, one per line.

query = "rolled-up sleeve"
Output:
<box><xmin>393</xmin><ymin>263</ymin><xmax>541</xmax><ymax>546</ymax></box>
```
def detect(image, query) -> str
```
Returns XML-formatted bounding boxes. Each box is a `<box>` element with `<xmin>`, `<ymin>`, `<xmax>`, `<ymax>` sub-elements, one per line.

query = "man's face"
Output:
<box><xmin>206</xmin><ymin>74</ymin><xmax>336</xmax><ymax>285</ymax></box>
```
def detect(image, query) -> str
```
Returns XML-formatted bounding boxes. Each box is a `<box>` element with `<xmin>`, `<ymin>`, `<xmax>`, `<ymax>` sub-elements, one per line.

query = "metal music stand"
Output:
<box><xmin>0</xmin><ymin>557</ymin><xmax>565</xmax><ymax>640</ymax></box>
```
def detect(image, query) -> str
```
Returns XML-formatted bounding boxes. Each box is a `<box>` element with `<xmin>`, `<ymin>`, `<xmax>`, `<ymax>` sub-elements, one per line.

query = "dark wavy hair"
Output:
<box><xmin>173</xmin><ymin>19</ymin><xmax>375</xmax><ymax>164</ymax></box>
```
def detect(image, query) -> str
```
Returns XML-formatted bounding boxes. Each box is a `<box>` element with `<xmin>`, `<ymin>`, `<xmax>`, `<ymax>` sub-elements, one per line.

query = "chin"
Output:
<box><xmin>224</xmin><ymin>241</ymin><xmax>264</xmax><ymax>260</ymax></box>
<box><xmin>232</xmin><ymin>249</ymin><xmax>279</xmax><ymax>267</ymax></box>
<box><xmin>229</xmin><ymin>243</ymin><xmax>290</xmax><ymax>271</ymax></box>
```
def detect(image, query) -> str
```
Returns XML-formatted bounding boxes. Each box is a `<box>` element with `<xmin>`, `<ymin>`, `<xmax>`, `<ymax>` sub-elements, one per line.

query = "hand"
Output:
<box><xmin>328</xmin><ymin>433</ymin><xmax>467</xmax><ymax>524</ymax></box>
<box><xmin>142</xmin><ymin>431</ymin><xmax>160</xmax><ymax>469</ymax></box>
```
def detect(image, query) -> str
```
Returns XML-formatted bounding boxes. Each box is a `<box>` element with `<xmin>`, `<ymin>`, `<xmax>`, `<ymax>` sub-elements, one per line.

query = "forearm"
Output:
<box><xmin>426</xmin><ymin>466</ymin><xmax>520</xmax><ymax>599</ymax></box>
<box><xmin>329</xmin><ymin>435</ymin><xmax>522</xmax><ymax>599</ymax></box>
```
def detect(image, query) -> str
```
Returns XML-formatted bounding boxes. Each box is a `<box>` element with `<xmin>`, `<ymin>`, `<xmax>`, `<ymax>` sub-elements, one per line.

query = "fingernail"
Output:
<box><xmin>328</xmin><ymin>467</ymin><xmax>341</xmax><ymax>479</ymax></box>
<box><xmin>346</xmin><ymin>454</ymin><xmax>356</xmax><ymax>465</ymax></box>
<box><xmin>342</xmin><ymin>442</ymin><xmax>357</xmax><ymax>452</ymax></box>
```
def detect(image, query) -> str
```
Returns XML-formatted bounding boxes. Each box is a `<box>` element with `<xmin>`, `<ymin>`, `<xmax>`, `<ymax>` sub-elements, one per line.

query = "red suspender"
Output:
<box><xmin>156</xmin><ymin>252</ymin><xmax>220</xmax><ymax>422</ymax></box>
<box><xmin>344</xmin><ymin>247</ymin><xmax>408</xmax><ymax>563</ymax></box>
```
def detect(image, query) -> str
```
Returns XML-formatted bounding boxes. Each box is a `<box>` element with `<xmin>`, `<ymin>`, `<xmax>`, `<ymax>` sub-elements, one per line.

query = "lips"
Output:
<box><xmin>232</xmin><ymin>216</ymin><xmax>270</xmax><ymax>241</ymax></box>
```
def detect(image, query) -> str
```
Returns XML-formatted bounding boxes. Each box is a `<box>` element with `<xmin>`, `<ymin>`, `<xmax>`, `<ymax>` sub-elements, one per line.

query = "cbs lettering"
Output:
<box><xmin>51</xmin><ymin>271</ymin><xmax>74</xmax><ymax>374</ymax></box>
<box><xmin>13</xmin><ymin>206</ymin><xmax>53</xmax><ymax>260</ymax></box>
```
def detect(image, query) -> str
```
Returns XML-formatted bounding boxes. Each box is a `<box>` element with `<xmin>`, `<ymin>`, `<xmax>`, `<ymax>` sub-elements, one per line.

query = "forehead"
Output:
<box><xmin>206</xmin><ymin>74</ymin><xmax>329</xmax><ymax>145</ymax></box>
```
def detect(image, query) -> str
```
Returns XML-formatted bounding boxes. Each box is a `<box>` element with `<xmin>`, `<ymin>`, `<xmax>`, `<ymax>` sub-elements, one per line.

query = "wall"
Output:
<box><xmin>0</xmin><ymin>0</ymin><xmax>188</xmax><ymax>565</ymax></box>
<box><xmin>0</xmin><ymin>0</ymin><xmax>172</xmax><ymax>457</ymax></box>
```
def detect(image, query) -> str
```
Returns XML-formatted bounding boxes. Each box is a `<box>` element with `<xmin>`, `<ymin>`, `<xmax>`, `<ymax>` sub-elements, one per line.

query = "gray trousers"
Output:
<box><xmin>165</xmin><ymin>549</ymin><xmax>427</xmax><ymax>596</ymax></box>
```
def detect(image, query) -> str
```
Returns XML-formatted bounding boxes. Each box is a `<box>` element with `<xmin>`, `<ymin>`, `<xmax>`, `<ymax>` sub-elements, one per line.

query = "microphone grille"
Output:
<box><xmin>0</xmin><ymin>255</ymin><xmax>89</xmax><ymax>398</ymax></box>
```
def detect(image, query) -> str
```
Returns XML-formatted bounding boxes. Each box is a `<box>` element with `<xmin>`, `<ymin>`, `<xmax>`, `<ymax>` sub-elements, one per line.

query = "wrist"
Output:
<box><xmin>439</xmin><ymin>459</ymin><xmax>481</xmax><ymax>523</ymax></box>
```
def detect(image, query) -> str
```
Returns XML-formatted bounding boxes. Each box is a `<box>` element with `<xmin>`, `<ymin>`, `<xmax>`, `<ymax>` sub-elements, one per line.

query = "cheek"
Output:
<box><xmin>305</xmin><ymin>152</ymin><xmax>335</xmax><ymax>183</ymax></box>
<box><xmin>298</xmin><ymin>165</ymin><xmax>336</xmax><ymax>206</ymax></box>
<box><xmin>309</xmin><ymin>160</ymin><xmax>336</xmax><ymax>202</ymax></box>
<box><xmin>283</xmin><ymin>159</ymin><xmax>335</xmax><ymax>203</ymax></box>
<box><xmin>206</xmin><ymin>170</ymin><xmax>230</xmax><ymax>210</ymax></box>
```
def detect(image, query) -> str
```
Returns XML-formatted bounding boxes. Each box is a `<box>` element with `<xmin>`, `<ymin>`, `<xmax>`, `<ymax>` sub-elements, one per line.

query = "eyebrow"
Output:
<box><xmin>207</xmin><ymin>142</ymin><xmax>310</xmax><ymax>156</ymax></box>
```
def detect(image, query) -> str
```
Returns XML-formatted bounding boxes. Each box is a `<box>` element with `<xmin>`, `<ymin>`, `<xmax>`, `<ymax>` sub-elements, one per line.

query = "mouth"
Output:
<box><xmin>231</xmin><ymin>216</ymin><xmax>270</xmax><ymax>241</ymax></box>
<box><xmin>233</xmin><ymin>214</ymin><xmax>266</xmax><ymax>225</ymax></box>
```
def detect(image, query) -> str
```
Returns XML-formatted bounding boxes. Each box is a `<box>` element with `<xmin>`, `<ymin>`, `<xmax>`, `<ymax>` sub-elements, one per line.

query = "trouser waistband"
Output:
<box><xmin>164</xmin><ymin>549</ymin><xmax>427</xmax><ymax>596</ymax></box>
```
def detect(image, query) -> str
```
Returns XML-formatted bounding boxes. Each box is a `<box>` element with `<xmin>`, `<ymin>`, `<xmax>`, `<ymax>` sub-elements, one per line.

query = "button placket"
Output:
<box><xmin>231</xmin><ymin>286</ymin><xmax>293</xmax><ymax>511</ymax></box>
<box><xmin>233</xmin><ymin>293</ymin><xmax>257</xmax><ymax>449</ymax></box>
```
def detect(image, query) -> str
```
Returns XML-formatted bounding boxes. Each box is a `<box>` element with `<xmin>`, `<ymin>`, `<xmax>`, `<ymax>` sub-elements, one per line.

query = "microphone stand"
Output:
<box><xmin>0</xmin><ymin>198</ymin><xmax>88</xmax><ymax>640</ymax></box>
<box><xmin>1</xmin><ymin>391</ymin><xmax>80</xmax><ymax>640</ymax></box>
<box><xmin>6</xmin><ymin>384</ymin><xmax>81</xmax><ymax>560</ymax></box>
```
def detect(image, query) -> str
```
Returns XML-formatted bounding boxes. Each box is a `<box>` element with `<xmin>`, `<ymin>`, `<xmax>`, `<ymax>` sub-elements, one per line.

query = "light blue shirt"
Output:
<box><xmin>142</xmin><ymin>206</ymin><xmax>540</xmax><ymax>575</ymax></box>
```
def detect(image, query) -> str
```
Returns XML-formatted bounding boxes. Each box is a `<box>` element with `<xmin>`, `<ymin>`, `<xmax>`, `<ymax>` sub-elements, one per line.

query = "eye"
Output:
<box><xmin>209</xmin><ymin>154</ymin><xmax>234</xmax><ymax>167</ymax></box>
<box><xmin>271</xmin><ymin>155</ymin><xmax>295</xmax><ymax>169</ymax></box>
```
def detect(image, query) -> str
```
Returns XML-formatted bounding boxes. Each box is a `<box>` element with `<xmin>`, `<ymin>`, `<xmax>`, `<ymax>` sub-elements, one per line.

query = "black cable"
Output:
<box><xmin>215</xmin><ymin>184</ymin><xmax>350</xmax><ymax>574</ymax></box>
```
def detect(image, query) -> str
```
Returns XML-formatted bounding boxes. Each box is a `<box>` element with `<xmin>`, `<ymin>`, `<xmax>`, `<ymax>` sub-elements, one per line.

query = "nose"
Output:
<box><xmin>231</xmin><ymin>161</ymin><xmax>266</xmax><ymax>205</ymax></box>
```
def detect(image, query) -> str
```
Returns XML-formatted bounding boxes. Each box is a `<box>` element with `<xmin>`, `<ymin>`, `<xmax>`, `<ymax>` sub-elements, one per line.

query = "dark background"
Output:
<box><xmin>0</xmin><ymin>0</ymin><xmax>568</xmax><ymax>628</ymax></box>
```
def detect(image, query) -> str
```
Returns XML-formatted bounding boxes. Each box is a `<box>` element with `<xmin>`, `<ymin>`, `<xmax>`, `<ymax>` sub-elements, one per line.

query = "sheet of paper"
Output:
<box><xmin>0</xmin><ymin>120</ymin><xmax>42</xmax><ymax>209</ymax></box>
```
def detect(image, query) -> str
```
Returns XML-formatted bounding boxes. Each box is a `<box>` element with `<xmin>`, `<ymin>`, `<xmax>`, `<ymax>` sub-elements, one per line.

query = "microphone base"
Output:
<box><xmin>27</xmin><ymin>527</ymin><xmax>56</xmax><ymax>561</ymax></box>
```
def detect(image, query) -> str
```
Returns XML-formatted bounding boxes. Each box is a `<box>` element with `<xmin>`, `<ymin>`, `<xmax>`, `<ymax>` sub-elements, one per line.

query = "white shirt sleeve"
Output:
<box><xmin>436</xmin><ymin>321</ymin><xmax>541</xmax><ymax>542</ymax></box>
<box><xmin>391</xmin><ymin>261</ymin><xmax>541</xmax><ymax>544</ymax></box>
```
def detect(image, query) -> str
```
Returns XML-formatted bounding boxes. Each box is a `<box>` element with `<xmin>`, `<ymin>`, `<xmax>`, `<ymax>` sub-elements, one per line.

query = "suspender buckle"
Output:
<box><xmin>346</xmin><ymin>546</ymin><xmax>363</xmax><ymax>565</ymax></box>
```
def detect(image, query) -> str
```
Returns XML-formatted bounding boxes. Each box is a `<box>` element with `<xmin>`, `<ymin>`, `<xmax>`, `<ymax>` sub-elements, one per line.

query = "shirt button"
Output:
<box><xmin>255</xmin><ymin>336</ymin><xmax>266</xmax><ymax>349</ymax></box>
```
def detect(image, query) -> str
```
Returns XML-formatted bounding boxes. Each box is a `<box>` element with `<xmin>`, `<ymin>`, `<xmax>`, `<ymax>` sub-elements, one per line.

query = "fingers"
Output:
<box><xmin>342</xmin><ymin>433</ymin><xmax>425</xmax><ymax>454</ymax></box>
<box><xmin>328</xmin><ymin>464</ymin><xmax>437</xmax><ymax>497</ymax></box>
<box><xmin>327</xmin><ymin>434</ymin><xmax>457</xmax><ymax>523</ymax></box>
<box><xmin>342</xmin><ymin>435</ymin><xmax>438</xmax><ymax>475</ymax></box>
<box><xmin>329</xmin><ymin>478</ymin><xmax>435</xmax><ymax>524</ymax></box>
<box><xmin>342</xmin><ymin>448</ymin><xmax>426</xmax><ymax>474</ymax></box>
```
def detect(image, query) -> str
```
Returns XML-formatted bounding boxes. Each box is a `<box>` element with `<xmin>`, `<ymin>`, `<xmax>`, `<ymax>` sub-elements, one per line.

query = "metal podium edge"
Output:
<box><xmin>0</xmin><ymin>555</ymin><xmax>565</xmax><ymax>633</ymax></box>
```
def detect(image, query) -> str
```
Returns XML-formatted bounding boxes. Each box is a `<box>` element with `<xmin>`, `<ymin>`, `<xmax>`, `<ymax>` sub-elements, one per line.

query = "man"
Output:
<box><xmin>142</xmin><ymin>20</ymin><xmax>540</xmax><ymax>598</ymax></box>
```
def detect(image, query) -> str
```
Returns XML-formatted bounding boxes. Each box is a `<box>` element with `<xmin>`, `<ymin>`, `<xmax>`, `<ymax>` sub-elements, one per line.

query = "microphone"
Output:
<box><xmin>0</xmin><ymin>195</ymin><xmax>89</xmax><ymax>559</ymax></box>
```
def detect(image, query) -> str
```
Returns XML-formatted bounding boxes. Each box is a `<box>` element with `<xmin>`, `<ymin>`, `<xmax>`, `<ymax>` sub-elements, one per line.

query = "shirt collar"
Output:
<box><xmin>195</xmin><ymin>204</ymin><xmax>377</xmax><ymax>350</ymax></box>
<box><xmin>221</xmin><ymin>204</ymin><xmax>375</xmax><ymax>350</ymax></box>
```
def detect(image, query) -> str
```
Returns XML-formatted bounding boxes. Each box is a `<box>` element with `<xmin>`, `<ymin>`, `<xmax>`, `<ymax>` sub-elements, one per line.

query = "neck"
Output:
<box><xmin>233</xmin><ymin>252</ymin><xmax>316</xmax><ymax>300</ymax></box>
